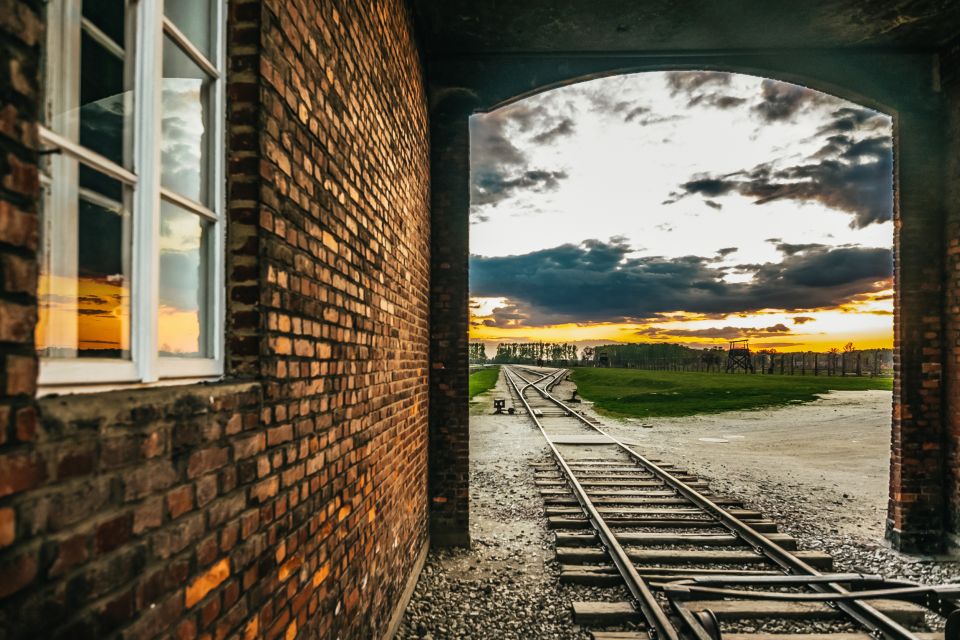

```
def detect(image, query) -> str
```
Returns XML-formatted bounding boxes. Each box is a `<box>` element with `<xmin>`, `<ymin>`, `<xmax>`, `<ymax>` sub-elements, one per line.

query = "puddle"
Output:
<box><xmin>698</xmin><ymin>437</ymin><xmax>729</xmax><ymax>443</ymax></box>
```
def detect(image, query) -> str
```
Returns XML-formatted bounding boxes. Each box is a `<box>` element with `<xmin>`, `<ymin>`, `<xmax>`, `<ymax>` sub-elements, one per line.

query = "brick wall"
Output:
<box><xmin>941</xmin><ymin>38</ymin><xmax>960</xmax><ymax>543</ymax></box>
<box><xmin>249</xmin><ymin>0</ymin><xmax>431</xmax><ymax>636</ymax></box>
<box><xmin>885</xmin><ymin>102</ymin><xmax>949</xmax><ymax>552</ymax></box>
<box><xmin>427</xmin><ymin>90</ymin><xmax>477</xmax><ymax>547</ymax></box>
<box><xmin>0</xmin><ymin>0</ymin><xmax>432</xmax><ymax>638</ymax></box>
<box><xmin>0</xmin><ymin>0</ymin><xmax>43</xmax><ymax>620</ymax></box>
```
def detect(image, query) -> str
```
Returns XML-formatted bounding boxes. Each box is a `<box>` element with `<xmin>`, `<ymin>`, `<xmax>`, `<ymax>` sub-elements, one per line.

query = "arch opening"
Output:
<box><xmin>466</xmin><ymin>70</ymin><xmax>899</xmax><ymax>546</ymax></box>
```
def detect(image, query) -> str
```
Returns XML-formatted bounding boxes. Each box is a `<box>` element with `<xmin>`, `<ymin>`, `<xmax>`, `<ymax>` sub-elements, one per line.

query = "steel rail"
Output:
<box><xmin>510</xmin><ymin>366</ymin><xmax>922</xmax><ymax>640</ymax></box>
<box><xmin>663</xmin><ymin>583</ymin><xmax>960</xmax><ymax>602</ymax></box>
<box><xmin>503</xmin><ymin>366</ymin><xmax>680</xmax><ymax>640</ymax></box>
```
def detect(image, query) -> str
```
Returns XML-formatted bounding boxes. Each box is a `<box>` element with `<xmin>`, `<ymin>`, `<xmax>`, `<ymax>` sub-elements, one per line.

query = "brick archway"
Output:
<box><xmin>428</xmin><ymin>55</ymin><xmax>948</xmax><ymax>553</ymax></box>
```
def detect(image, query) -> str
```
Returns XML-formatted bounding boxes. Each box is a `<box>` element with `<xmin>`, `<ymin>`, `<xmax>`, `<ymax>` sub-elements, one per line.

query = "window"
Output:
<box><xmin>39</xmin><ymin>0</ymin><xmax>225</xmax><ymax>388</ymax></box>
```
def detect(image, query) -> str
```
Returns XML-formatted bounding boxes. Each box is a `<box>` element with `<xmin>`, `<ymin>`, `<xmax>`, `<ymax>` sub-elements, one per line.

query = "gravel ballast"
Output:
<box><xmin>397</xmin><ymin>372</ymin><xmax>960</xmax><ymax>637</ymax></box>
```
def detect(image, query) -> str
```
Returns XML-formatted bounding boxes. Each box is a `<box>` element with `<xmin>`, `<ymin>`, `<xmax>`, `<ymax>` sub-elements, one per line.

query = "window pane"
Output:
<box><xmin>158</xmin><ymin>201</ymin><xmax>210</xmax><ymax>358</ymax></box>
<box><xmin>162</xmin><ymin>36</ymin><xmax>211</xmax><ymax>205</ymax></box>
<box><xmin>164</xmin><ymin>0</ymin><xmax>212</xmax><ymax>59</ymax></box>
<box><xmin>72</xmin><ymin>4</ymin><xmax>132</xmax><ymax>167</ymax></box>
<box><xmin>37</xmin><ymin>168</ymin><xmax>131</xmax><ymax>359</ymax></box>
<box><xmin>82</xmin><ymin>0</ymin><xmax>125</xmax><ymax>46</ymax></box>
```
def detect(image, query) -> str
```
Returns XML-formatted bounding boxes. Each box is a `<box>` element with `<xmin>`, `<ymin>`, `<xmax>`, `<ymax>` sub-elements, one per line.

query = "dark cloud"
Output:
<box><xmin>775</xmin><ymin>242</ymin><xmax>826</xmax><ymax>256</ymax></box>
<box><xmin>816</xmin><ymin>107</ymin><xmax>887</xmax><ymax>136</ymax></box>
<box><xmin>482</xmin><ymin>303</ymin><xmax>530</xmax><ymax>328</ymax></box>
<box><xmin>667</xmin><ymin>127</ymin><xmax>893</xmax><ymax>228</ymax></box>
<box><xmin>716</xmin><ymin>247</ymin><xmax>738</xmax><ymax>257</ymax></box>
<box><xmin>470</xmin><ymin>106</ymin><xmax>570</xmax><ymax>210</ymax></box>
<box><xmin>470</xmin><ymin>238</ymin><xmax>892</xmax><ymax>324</ymax></box>
<box><xmin>666</xmin><ymin>71</ymin><xmax>731</xmax><ymax>96</ymax></box>
<box><xmin>473</xmin><ymin>169</ymin><xmax>568</xmax><ymax>206</ymax></box>
<box><xmin>688</xmin><ymin>93</ymin><xmax>747</xmax><ymax>110</ymax></box>
<box><xmin>665</xmin><ymin>71</ymin><xmax>746</xmax><ymax>110</ymax></box>
<box><xmin>531</xmin><ymin>118</ymin><xmax>576</xmax><ymax>144</ymax></box>
<box><xmin>623</xmin><ymin>106</ymin><xmax>650</xmax><ymax>122</ymax></box>
<box><xmin>793</xmin><ymin>316</ymin><xmax>816</xmax><ymax>324</ymax></box>
<box><xmin>704</xmin><ymin>200</ymin><xmax>723</xmax><ymax>210</ymax></box>
<box><xmin>638</xmin><ymin>323</ymin><xmax>792</xmax><ymax>340</ymax></box>
<box><xmin>632</xmin><ymin>114</ymin><xmax>686</xmax><ymax>127</ymax></box>
<box><xmin>752</xmin><ymin>79</ymin><xmax>831</xmax><ymax>123</ymax></box>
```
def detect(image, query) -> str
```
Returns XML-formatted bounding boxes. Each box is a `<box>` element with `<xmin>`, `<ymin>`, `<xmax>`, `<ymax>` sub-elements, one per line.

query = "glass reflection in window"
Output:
<box><xmin>37</xmin><ymin>169</ymin><xmax>132</xmax><ymax>359</ymax></box>
<box><xmin>158</xmin><ymin>201</ymin><xmax>210</xmax><ymax>358</ymax></box>
<box><xmin>161</xmin><ymin>36</ymin><xmax>211</xmax><ymax>205</ymax></box>
<box><xmin>163</xmin><ymin>0</ymin><xmax>213</xmax><ymax>59</ymax></box>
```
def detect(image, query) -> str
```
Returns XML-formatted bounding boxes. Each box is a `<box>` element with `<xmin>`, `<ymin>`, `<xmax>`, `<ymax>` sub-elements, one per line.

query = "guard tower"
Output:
<box><xmin>725</xmin><ymin>339</ymin><xmax>755</xmax><ymax>373</ymax></box>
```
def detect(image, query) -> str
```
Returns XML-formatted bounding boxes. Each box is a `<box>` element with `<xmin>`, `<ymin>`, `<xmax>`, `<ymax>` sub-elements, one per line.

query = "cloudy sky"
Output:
<box><xmin>469</xmin><ymin>71</ymin><xmax>894</xmax><ymax>353</ymax></box>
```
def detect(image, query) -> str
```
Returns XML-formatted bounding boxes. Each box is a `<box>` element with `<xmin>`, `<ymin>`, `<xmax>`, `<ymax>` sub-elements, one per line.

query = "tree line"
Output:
<box><xmin>469</xmin><ymin>341</ymin><xmax>892</xmax><ymax>376</ymax></box>
<box><xmin>592</xmin><ymin>342</ymin><xmax>891</xmax><ymax>376</ymax></box>
<box><xmin>470</xmin><ymin>342</ymin><xmax>579</xmax><ymax>365</ymax></box>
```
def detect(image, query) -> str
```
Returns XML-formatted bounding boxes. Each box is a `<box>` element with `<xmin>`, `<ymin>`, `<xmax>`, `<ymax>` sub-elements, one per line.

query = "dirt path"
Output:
<box><xmin>555</xmin><ymin>374</ymin><xmax>892</xmax><ymax>542</ymax></box>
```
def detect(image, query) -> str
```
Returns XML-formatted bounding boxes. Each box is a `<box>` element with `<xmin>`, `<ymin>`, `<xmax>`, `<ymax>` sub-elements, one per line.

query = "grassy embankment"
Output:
<box><xmin>570</xmin><ymin>367</ymin><xmax>892</xmax><ymax>418</ymax></box>
<box><xmin>469</xmin><ymin>366</ymin><xmax>501</xmax><ymax>400</ymax></box>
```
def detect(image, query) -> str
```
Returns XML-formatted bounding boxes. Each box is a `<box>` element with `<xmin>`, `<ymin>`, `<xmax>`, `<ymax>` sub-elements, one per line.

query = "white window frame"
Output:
<box><xmin>38</xmin><ymin>0</ymin><xmax>226</xmax><ymax>392</ymax></box>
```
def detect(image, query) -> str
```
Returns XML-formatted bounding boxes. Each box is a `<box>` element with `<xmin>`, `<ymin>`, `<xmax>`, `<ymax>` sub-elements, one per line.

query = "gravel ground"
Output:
<box><xmin>566</xmin><ymin>377</ymin><xmax>960</xmax><ymax>631</ymax></box>
<box><xmin>396</xmin><ymin>373</ymin><xmax>600</xmax><ymax>639</ymax></box>
<box><xmin>397</xmin><ymin>370</ymin><xmax>960</xmax><ymax>638</ymax></box>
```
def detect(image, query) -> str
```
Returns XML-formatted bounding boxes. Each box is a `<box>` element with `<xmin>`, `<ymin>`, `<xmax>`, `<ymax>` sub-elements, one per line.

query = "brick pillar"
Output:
<box><xmin>887</xmin><ymin>106</ymin><xmax>947</xmax><ymax>552</ymax></box>
<box><xmin>940</xmin><ymin>40</ymin><xmax>960</xmax><ymax>547</ymax></box>
<box><xmin>224</xmin><ymin>0</ymin><xmax>263</xmax><ymax>378</ymax></box>
<box><xmin>429</xmin><ymin>89</ymin><xmax>478</xmax><ymax>547</ymax></box>
<box><xmin>0</xmin><ymin>0</ymin><xmax>42</xmax><ymax>599</ymax></box>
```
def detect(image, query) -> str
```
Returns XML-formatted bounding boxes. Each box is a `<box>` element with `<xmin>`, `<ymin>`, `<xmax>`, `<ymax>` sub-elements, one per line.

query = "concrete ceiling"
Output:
<box><xmin>412</xmin><ymin>0</ymin><xmax>960</xmax><ymax>55</ymax></box>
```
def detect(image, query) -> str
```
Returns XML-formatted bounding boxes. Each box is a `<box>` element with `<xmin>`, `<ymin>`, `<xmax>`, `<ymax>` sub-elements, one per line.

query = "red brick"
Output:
<box><xmin>0</xmin><ymin>303</ymin><xmax>34</xmax><ymax>344</ymax></box>
<box><xmin>56</xmin><ymin>443</ymin><xmax>95</xmax><ymax>479</ymax></box>
<box><xmin>185</xmin><ymin>558</ymin><xmax>230</xmax><ymax>609</ymax></box>
<box><xmin>196</xmin><ymin>474</ymin><xmax>218</xmax><ymax>508</ymax></box>
<box><xmin>96</xmin><ymin>513</ymin><xmax>133</xmax><ymax>554</ymax></box>
<box><xmin>133</xmin><ymin>497</ymin><xmax>163</xmax><ymax>535</ymax></box>
<box><xmin>0</xmin><ymin>451</ymin><xmax>44</xmax><ymax>497</ymax></box>
<box><xmin>0</xmin><ymin>199</ymin><xmax>37</xmax><ymax>249</ymax></box>
<box><xmin>15</xmin><ymin>405</ymin><xmax>35</xmax><ymax>441</ymax></box>
<box><xmin>48</xmin><ymin>533</ymin><xmax>89</xmax><ymax>577</ymax></box>
<box><xmin>175</xmin><ymin>617</ymin><xmax>197</xmax><ymax>640</ymax></box>
<box><xmin>2</xmin><ymin>152</ymin><xmax>38</xmax><ymax>196</ymax></box>
<box><xmin>167</xmin><ymin>485</ymin><xmax>194</xmax><ymax>520</ymax></box>
<box><xmin>5</xmin><ymin>355</ymin><xmax>35</xmax><ymax>396</ymax></box>
<box><xmin>0</xmin><ymin>549</ymin><xmax>36</xmax><ymax>598</ymax></box>
<box><xmin>187</xmin><ymin>447</ymin><xmax>229</xmax><ymax>479</ymax></box>
<box><xmin>0</xmin><ymin>506</ymin><xmax>14</xmax><ymax>547</ymax></box>
<box><xmin>0</xmin><ymin>0</ymin><xmax>42</xmax><ymax>47</ymax></box>
<box><xmin>233</xmin><ymin>432</ymin><xmax>265</xmax><ymax>459</ymax></box>
<box><xmin>1</xmin><ymin>252</ymin><xmax>34</xmax><ymax>293</ymax></box>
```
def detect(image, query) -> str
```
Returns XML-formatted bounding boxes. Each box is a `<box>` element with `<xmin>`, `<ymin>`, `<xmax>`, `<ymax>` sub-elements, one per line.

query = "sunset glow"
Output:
<box><xmin>468</xmin><ymin>72</ymin><xmax>894</xmax><ymax>354</ymax></box>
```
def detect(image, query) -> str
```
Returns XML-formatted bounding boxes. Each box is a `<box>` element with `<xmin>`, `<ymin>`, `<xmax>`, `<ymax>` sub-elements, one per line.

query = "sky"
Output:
<box><xmin>468</xmin><ymin>71</ymin><xmax>894</xmax><ymax>354</ymax></box>
<box><xmin>36</xmin><ymin>22</ymin><xmax>210</xmax><ymax>360</ymax></box>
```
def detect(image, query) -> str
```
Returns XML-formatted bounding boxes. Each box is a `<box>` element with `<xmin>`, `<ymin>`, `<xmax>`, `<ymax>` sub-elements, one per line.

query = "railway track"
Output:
<box><xmin>502</xmin><ymin>365</ymin><xmax>960</xmax><ymax>640</ymax></box>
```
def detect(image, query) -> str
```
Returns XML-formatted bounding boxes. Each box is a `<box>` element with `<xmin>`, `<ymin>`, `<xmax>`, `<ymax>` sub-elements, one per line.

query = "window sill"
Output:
<box><xmin>37</xmin><ymin>375</ymin><xmax>225</xmax><ymax>398</ymax></box>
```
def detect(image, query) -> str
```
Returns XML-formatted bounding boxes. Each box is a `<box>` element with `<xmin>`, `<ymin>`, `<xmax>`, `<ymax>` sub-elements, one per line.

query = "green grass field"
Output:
<box><xmin>469</xmin><ymin>366</ymin><xmax>501</xmax><ymax>399</ymax></box>
<box><xmin>570</xmin><ymin>367</ymin><xmax>892</xmax><ymax>418</ymax></box>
